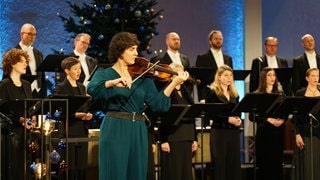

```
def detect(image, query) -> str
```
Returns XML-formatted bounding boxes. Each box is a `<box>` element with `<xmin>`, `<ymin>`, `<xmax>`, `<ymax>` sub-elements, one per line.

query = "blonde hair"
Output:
<box><xmin>306</xmin><ymin>68</ymin><xmax>319</xmax><ymax>77</ymax></box>
<box><xmin>208</xmin><ymin>65</ymin><xmax>238</xmax><ymax>97</ymax></box>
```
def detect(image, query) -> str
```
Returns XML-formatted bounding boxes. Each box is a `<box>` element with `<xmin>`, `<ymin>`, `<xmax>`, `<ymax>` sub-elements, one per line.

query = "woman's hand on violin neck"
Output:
<box><xmin>105</xmin><ymin>77</ymin><xmax>132</xmax><ymax>88</ymax></box>
<box><xmin>172</xmin><ymin>71</ymin><xmax>189</xmax><ymax>85</ymax></box>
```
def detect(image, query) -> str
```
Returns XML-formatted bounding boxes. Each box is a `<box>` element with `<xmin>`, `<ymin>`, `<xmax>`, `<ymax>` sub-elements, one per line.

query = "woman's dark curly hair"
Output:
<box><xmin>2</xmin><ymin>48</ymin><xmax>29</xmax><ymax>75</ymax></box>
<box><xmin>108</xmin><ymin>32</ymin><xmax>140</xmax><ymax>63</ymax></box>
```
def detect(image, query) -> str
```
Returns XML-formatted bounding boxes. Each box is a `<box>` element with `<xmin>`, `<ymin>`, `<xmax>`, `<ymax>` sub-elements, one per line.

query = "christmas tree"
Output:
<box><xmin>58</xmin><ymin>0</ymin><xmax>164</xmax><ymax>63</ymax></box>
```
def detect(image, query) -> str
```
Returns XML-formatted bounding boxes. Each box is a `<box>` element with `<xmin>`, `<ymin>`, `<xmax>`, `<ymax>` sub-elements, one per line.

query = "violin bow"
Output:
<box><xmin>131</xmin><ymin>60</ymin><xmax>160</xmax><ymax>84</ymax></box>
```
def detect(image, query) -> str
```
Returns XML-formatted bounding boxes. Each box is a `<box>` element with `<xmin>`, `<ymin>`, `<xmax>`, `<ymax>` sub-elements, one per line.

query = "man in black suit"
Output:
<box><xmin>59</xmin><ymin>33</ymin><xmax>98</xmax><ymax>87</ymax></box>
<box><xmin>195</xmin><ymin>30</ymin><xmax>233</xmax><ymax>102</ymax></box>
<box><xmin>151</xmin><ymin>32</ymin><xmax>190</xmax><ymax>90</ymax></box>
<box><xmin>292</xmin><ymin>34</ymin><xmax>320</xmax><ymax>94</ymax></box>
<box><xmin>7</xmin><ymin>23</ymin><xmax>45</xmax><ymax>98</ymax></box>
<box><xmin>249</xmin><ymin>37</ymin><xmax>289</xmax><ymax>93</ymax></box>
<box><xmin>58</xmin><ymin>33</ymin><xmax>98</xmax><ymax>87</ymax></box>
<box><xmin>71</xmin><ymin>33</ymin><xmax>98</xmax><ymax>87</ymax></box>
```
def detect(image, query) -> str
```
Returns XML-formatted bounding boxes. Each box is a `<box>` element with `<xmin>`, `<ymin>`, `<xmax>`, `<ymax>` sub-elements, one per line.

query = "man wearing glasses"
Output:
<box><xmin>11</xmin><ymin>23</ymin><xmax>46</xmax><ymax>98</ymax></box>
<box><xmin>70</xmin><ymin>33</ymin><xmax>97</xmax><ymax>87</ymax></box>
<box><xmin>249</xmin><ymin>36</ymin><xmax>288</xmax><ymax>93</ymax></box>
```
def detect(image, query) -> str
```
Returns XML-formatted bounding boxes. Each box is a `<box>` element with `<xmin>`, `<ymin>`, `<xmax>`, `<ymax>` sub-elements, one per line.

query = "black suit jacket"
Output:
<box><xmin>152</xmin><ymin>52</ymin><xmax>190</xmax><ymax>69</ymax></box>
<box><xmin>55</xmin><ymin>79</ymin><xmax>89</xmax><ymax>136</ymax></box>
<box><xmin>195</xmin><ymin>50</ymin><xmax>233</xmax><ymax>101</ymax></box>
<box><xmin>292</xmin><ymin>53</ymin><xmax>320</xmax><ymax>94</ymax></box>
<box><xmin>0</xmin><ymin>78</ymin><xmax>32</xmax><ymax>99</ymax></box>
<box><xmin>249</xmin><ymin>55</ymin><xmax>288</xmax><ymax>92</ymax></box>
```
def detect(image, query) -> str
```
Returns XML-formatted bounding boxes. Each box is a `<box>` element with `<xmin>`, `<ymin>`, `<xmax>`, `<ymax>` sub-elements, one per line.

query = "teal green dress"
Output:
<box><xmin>88</xmin><ymin>68</ymin><xmax>171</xmax><ymax>180</ymax></box>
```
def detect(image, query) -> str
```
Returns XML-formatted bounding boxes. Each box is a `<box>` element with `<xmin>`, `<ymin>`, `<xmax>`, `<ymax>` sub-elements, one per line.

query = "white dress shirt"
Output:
<box><xmin>167</xmin><ymin>50</ymin><xmax>182</xmax><ymax>65</ymax></box>
<box><xmin>74</xmin><ymin>50</ymin><xmax>90</xmax><ymax>87</ymax></box>
<box><xmin>306</xmin><ymin>51</ymin><xmax>317</xmax><ymax>68</ymax></box>
<box><xmin>211</xmin><ymin>48</ymin><xmax>224</xmax><ymax>68</ymax></box>
<box><xmin>266</xmin><ymin>55</ymin><xmax>278</xmax><ymax>68</ymax></box>
<box><xmin>20</xmin><ymin>42</ymin><xmax>40</xmax><ymax>92</ymax></box>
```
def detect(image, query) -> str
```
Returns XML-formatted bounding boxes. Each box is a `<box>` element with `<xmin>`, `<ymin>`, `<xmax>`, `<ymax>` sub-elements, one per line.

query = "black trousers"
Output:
<box><xmin>160</xmin><ymin>141</ymin><xmax>193</xmax><ymax>180</ymax></box>
<box><xmin>210</xmin><ymin>128</ymin><xmax>241</xmax><ymax>180</ymax></box>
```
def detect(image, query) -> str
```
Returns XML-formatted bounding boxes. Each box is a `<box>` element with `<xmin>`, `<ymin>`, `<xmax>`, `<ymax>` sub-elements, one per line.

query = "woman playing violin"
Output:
<box><xmin>87</xmin><ymin>32</ymin><xmax>189</xmax><ymax>180</ymax></box>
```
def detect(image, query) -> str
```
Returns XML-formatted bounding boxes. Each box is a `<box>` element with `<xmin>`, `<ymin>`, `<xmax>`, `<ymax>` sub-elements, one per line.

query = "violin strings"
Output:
<box><xmin>131</xmin><ymin>60</ymin><xmax>160</xmax><ymax>83</ymax></box>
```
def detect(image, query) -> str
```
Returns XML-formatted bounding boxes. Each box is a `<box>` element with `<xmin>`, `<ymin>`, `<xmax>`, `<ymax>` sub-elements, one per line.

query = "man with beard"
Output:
<box><xmin>195</xmin><ymin>30</ymin><xmax>233</xmax><ymax>102</ymax></box>
<box><xmin>151</xmin><ymin>32</ymin><xmax>190</xmax><ymax>90</ymax></box>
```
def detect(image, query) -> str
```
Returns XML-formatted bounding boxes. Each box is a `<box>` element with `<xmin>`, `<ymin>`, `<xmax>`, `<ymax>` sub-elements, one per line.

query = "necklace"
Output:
<box><xmin>307</xmin><ymin>87</ymin><xmax>319</xmax><ymax>96</ymax></box>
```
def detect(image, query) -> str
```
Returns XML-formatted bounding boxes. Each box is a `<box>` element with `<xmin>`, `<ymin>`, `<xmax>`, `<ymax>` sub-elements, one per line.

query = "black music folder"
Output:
<box><xmin>186</xmin><ymin>67</ymin><xmax>250</xmax><ymax>81</ymax></box>
<box><xmin>37</xmin><ymin>54</ymin><xmax>77</xmax><ymax>72</ymax></box>
<box><xmin>270</xmin><ymin>97</ymin><xmax>320</xmax><ymax>119</ymax></box>
<box><xmin>151</xmin><ymin>104</ymin><xmax>191</xmax><ymax>126</ymax></box>
<box><xmin>0</xmin><ymin>99</ymin><xmax>43</xmax><ymax>124</ymax></box>
<box><xmin>232</xmin><ymin>93</ymin><xmax>281</xmax><ymax>115</ymax></box>
<box><xmin>186</xmin><ymin>67</ymin><xmax>215</xmax><ymax>79</ymax></box>
<box><xmin>233</xmin><ymin>70</ymin><xmax>251</xmax><ymax>80</ymax></box>
<box><xmin>185</xmin><ymin>103</ymin><xmax>234</xmax><ymax>119</ymax></box>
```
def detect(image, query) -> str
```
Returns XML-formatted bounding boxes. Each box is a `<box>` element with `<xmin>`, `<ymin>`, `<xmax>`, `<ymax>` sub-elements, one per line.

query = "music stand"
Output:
<box><xmin>148</xmin><ymin>104</ymin><xmax>191</xmax><ymax>180</ymax></box>
<box><xmin>186</xmin><ymin>67</ymin><xmax>215</xmax><ymax>79</ymax></box>
<box><xmin>0</xmin><ymin>101</ymin><xmax>15</xmax><ymax>180</ymax></box>
<box><xmin>153</xmin><ymin>104</ymin><xmax>191</xmax><ymax>126</ymax></box>
<box><xmin>0</xmin><ymin>99</ymin><xmax>41</xmax><ymax>180</ymax></box>
<box><xmin>233</xmin><ymin>70</ymin><xmax>251</xmax><ymax>81</ymax></box>
<box><xmin>186</xmin><ymin>103</ymin><xmax>234</xmax><ymax>180</ymax></box>
<box><xmin>38</xmin><ymin>54</ymin><xmax>78</xmax><ymax>72</ymax></box>
<box><xmin>274</xmin><ymin>68</ymin><xmax>293</xmax><ymax>95</ymax></box>
<box><xmin>46</xmin><ymin>94</ymin><xmax>91</xmax><ymax>116</ymax></box>
<box><xmin>231</xmin><ymin>93</ymin><xmax>281</xmax><ymax>180</ymax></box>
<box><xmin>186</xmin><ymin>67</ymin><xmax>216</xmax><ymax>102</ymax></box>
<box><xmin>282</xmin><ymin>96</ymin><xmax>320</xmax><ymax>180</ymax></box>
<box><xmin>46</xmin><ymin>95</ymin><xmax>90</xmax><ymax>180</ymax></box>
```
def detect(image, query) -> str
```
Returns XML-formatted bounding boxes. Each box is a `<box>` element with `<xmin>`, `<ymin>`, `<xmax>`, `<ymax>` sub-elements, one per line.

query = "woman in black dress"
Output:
<box><xmin>250</xmin><ymin>67</ymin><xmax>285</xmax><ymax>180</ymax></box>
<box><xmin>54</xmin><ymin>57</ymin><xmax>93</xmax><ymax>180</ymax></box>
<box><xmin>205</xmin><ymin>65</ymin><xmax>241</xmax><ymax>180</ymax></box>
<box><xmin>159</xmin><ymin>63</ymin><xmax>198</xmax><ymax>180</ymax></box>
<box><xmin>295</xmin><ymin>68</ymin><xmax>320</xmax><ymax>180</ymax></box>
<box><xmin>0</xmin><ymin>48</ymin><xmax>34</xmax><ymax>180</ymax></box>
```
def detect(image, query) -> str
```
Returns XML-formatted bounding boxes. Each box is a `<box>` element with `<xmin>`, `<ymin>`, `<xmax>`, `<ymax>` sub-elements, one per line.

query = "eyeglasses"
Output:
<box><xmin>23</xmin><ymin>32</ymin><xmax>37</xmax><ymax>36</ymax></box>
<box><xmin>78</xmin><ymin>40</ymin><xmax>90</xmax><ymax>45</ymax></box>
<box><xmin>266</xmin><ymin>44</ymin><xmax>278</xmax><ymax>47</ymax></box>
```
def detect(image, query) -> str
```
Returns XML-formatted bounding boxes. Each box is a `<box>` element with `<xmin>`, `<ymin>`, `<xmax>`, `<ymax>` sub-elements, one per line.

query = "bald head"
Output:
<box><xmin>20</xmin><ymin>23</ymin><xmax>35</xmax><ymax>33</ymax></box>
<box><xmin>301</xmin><ymin>34</ymin><xmax>315</xmax><ymax>52</ymax></box>
<box><xmin>166</xmin><ymin>32</ymin><xmax>181</xmax><ymax>52</ymax></box>
<box><xmin>301</xmin><ymin>34</ymin><xmax>313</xmax><ymax>41</ymax></box>
<box><xmin>20</xmin><ymin>23</ymin><xmax>37</xmax><ymax>46</ymax></box>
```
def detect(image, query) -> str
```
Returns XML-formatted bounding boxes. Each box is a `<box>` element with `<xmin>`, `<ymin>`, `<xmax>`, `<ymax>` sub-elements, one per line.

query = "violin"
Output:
<box><xmin>128</xmin><ymin>57</ymin><xmax>199</xmax><ymax>84</ymax></box>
